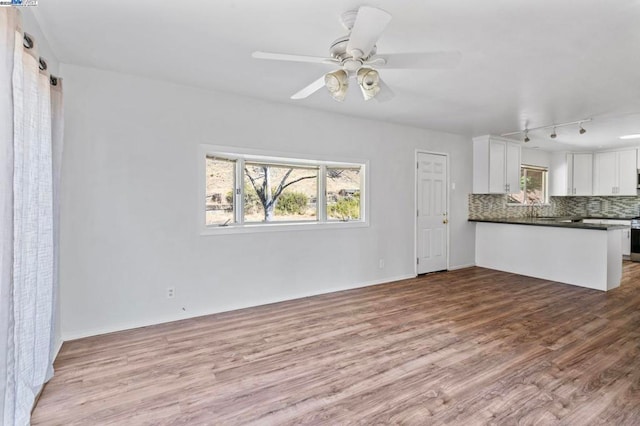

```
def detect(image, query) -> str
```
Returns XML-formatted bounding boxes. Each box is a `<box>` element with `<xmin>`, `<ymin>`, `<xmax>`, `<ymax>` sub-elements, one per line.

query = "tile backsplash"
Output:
<box><xmin>469</xmin><ymin>194</ymin><xmax>640</xmax><ymax>220</ymax></box>
<box><xmin>553</xmin><ymin>196</ymin><xmax>640</xmax><ymax>218</ymax></box>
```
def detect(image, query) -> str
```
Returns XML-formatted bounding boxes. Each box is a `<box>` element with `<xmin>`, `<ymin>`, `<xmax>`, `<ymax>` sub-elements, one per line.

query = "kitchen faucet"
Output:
<box><xmin>527</xmin><ymin>200</ymin><xmax>543</xmax><ymax>218</ymax></box>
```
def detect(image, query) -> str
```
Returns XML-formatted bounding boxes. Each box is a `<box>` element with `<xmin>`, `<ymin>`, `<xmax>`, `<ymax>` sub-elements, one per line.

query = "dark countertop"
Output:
<box><xmin>579</xmin><ymin>216</ymin><xmax>637</xmax><ymax>220</ymax></box>
<box><xmin>469</xmin><ymin>217</ymin><xmax>631</xmax><ymax>230</ymax></box>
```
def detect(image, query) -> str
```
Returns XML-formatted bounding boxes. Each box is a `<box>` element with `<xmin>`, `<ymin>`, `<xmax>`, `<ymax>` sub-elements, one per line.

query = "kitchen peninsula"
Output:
<box><xmin>471</xmin><ymin>218</ymin><xmax>627</xmax><ymax>291</ymax></box>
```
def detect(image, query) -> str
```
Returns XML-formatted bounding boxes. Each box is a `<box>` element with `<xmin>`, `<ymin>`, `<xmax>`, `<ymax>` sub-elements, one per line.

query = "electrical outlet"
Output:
<box><xmin>167</xmin><ymin>287</ymin><xmax>175</xmax><ymax>299</ymax></box>
<box><xmin>379</xmin><ymin>259</ymin><xmax>385</xmax><ymax>269</ymax></box>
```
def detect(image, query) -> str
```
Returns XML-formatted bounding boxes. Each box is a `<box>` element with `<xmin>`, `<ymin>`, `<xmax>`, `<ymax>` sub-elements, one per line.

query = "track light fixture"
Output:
<box><xmin>500</xmin><ymin>118</ymin><xmax>591</xmax><ymax>141</ymax></box>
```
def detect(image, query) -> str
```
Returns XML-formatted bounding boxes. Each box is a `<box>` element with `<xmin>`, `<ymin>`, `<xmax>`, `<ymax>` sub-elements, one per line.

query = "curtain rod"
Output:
<box><xmin>22</xmin><ymin>33</ymin><xmax>59</xmax><ymax>86</ymax></box>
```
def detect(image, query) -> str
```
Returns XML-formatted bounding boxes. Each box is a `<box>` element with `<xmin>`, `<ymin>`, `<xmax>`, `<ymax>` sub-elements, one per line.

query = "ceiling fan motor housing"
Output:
<box><xmin>330</xmin><ymin>36</ymin><xmax>377</xmax><ymax>64</ymax></box>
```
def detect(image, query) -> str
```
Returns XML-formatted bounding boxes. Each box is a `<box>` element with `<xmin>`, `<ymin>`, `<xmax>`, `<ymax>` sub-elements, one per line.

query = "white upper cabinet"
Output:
<box><xmin>617</xmin><ymin>149</ymin><xmax>637</xmax><ymax>195</ymax></box>
<box><xmin>473</xmin><ymin>135</ymin><xmax>521</xmax><ymax>194</ymax></box>
<box><xmin>593</xmin><ymin>151</ymin><xmax>616</xmax><ymax>195</ymax></box>
<box><xmin>568</xmin><ymin>153</ymin><xmax>593</xmax><ymax>196</ymax></box>
<box><xmin>593</xmin><ymin>149</ymin><xmax>637</xmax><ymax>195</ymax></box>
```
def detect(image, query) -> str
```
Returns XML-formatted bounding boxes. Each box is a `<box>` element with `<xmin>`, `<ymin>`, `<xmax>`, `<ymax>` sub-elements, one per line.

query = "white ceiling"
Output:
<box><xmin>32</xmin><ymin>0</ymin><xmax>640</xmax><ymax>151</ymax></box>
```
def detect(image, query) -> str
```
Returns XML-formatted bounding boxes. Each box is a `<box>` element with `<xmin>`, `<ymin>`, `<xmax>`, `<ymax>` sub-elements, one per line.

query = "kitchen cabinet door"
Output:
<box><xmin>617</xmin><ymin>149</ymin><xmax>637</xmax><ymax>195</ymax></box>
<box><xmin>473</xmin><ymin>136</ymin><xmax>521</xmax><ymax>194</ymax></box>
<box><xmin>505</xmin><ymin>143</ymin><xmax>521</xmax><ymax>195</ymax></box>
<box><xmin>488</xmin><ymin>139</ymin><xmax>507</xmax><ymax>193</ymax></box>
<box><xmin>594</xmin><ymin>151</ymin><xmax>617</xmax><ymax>195</ymax></box>
<box><xmin>572</xmin><ymin>153</ymin><xmax>593</xmax><ymax>196</ymax></box>
<box><xmin>623</xmin><ymin>228</ymin><xmax>631</xmax><ymax>256</ymax></box>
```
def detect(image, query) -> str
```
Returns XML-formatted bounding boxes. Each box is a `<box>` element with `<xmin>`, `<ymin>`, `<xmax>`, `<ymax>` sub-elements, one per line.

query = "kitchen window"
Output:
<box><xmin>201</xmin><ymin>146</ymin><xmax>367</xmax><ymax>234</ymax></box>
<box><xmin>508</xmin><ymin>165</ymin><xmax>548</xmax><ymax>205</ymax></box>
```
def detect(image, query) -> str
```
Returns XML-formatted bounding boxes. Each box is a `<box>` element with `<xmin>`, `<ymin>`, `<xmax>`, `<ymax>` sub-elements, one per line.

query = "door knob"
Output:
<box><xmin>443</xmin><ymin>219</ymin><xmax>449</xmax><ymax>224</ymax></box>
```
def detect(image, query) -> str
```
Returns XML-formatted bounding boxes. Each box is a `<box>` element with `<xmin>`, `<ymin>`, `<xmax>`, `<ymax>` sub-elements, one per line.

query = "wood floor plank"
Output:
<box><xmin>32</xmin><ymin>263</ymin><xmax>640</xmax><ymax>425</ymax></box>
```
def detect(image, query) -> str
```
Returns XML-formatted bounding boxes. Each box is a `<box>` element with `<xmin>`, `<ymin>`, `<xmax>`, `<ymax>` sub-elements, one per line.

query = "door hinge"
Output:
<box><xmin>417</xmin><ymin>162</ymin><xmax>419</xmax><ymax>169</ymax></box>
<box><xmin>417</xmin><ymin>257</ymin><xmax>419</xmax><ymax>264</ymax></box>
<box><xmin>417</xmin><ymin>209</ymin><xmax>419</xmax><ymax>217</ymax></box>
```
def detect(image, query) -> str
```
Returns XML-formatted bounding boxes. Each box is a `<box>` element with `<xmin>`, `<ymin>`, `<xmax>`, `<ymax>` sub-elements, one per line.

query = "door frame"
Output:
<box><xmin>414</xmin><ymin>150</ymin><xmax>450</xmax><ymax>276</ymax></box>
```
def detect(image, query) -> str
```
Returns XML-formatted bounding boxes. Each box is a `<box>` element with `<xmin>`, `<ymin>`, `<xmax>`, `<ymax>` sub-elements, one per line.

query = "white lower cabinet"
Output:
<box><xmin>588</xmin><ymin>219</ymin><xmax>632</xmax><ymax>256</ymax></box>
<box><xmin>623</xmin><ymin>228</ymin><xmax>631</xmax><ymax>256</ymax></box>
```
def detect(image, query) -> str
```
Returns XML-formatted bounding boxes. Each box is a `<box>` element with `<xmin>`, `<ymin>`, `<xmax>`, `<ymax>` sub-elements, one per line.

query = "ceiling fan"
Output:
<box><xmin>252</xmin><ymin>6</ymin><xmax>461</xmax><ymax>102</ymax></box>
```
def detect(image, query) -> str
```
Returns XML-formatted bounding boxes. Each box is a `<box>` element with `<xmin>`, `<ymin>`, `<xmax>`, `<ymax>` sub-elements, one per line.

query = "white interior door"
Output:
<box><xmin>417</xmin><ymin>152</ymin><xmax>448</xmax><ymax>274</ymax></box>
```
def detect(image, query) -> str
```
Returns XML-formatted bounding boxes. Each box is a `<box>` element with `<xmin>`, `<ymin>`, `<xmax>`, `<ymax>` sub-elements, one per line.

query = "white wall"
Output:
<box><xmin>59</xmin><ymin>64</ymin><xmax>476</xmax><ymax>340</ymax></box>
<box><xmin>521</xmin><ymin>148</ymin><xmax>551</xmax><ymax>168</ymax></box>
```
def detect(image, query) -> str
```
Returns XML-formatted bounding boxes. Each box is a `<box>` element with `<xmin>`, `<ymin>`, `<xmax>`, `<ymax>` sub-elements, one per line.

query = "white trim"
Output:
<box><xmin>61</xmin><ymin>273</ymin><xmax>416</xmax><ymax>341</ymax></box>
<box><xmin>52</xmin><ymin>338</ymin><xmax>63</xmax><ymax>362</ymax></box>
<box><xmin>447</xmin><ymin>263</ymin><xmax>476</xmax><ymax>271</ymax></box>
<box><xmin>199</xmin><ymin>144</ymin><xmax>369</xmax><ymax>235</ymax></box>
<box><xmin>200</xmin><ymin>220</ymin><xmax>369</xmax><ymax>235</ymax></box>
<box><xmin>414</xmin><ymin>150</ymin><xmax>451</xmax><ymax>275</ymax></box>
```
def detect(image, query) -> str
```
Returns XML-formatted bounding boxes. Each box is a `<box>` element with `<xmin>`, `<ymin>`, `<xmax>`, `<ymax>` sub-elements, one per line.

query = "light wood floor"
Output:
<box><xmin>33</xmin><ymin>264</ymin><xmax>640</xmax><ymax>425</ymax></box>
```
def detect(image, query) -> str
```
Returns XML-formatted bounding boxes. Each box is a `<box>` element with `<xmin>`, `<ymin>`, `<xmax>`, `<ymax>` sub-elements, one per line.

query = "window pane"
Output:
<box><xmin>326</xmin><ymin>167</ymin><xmax>361</xmax><ymax>221</ymax></box>
<box><xmin>508</xmin><ymin>166</ymin><xmax>547</xmax><ymax>204</ymax></box>
<box><xmin>244</xmin><ymin>163</ymin><xmax>318</xmax><ymax>222</ymax></box>
<box><xmin>205</xmin><ymin>157</ymin><xmax>235</xmax><ymax>226</ymax></box>
<box><xmin>507</xmin><ymin>168</ymin><xmax>526</xmax><ymax>204</ymax></box>
<box><xmin>524</xmin><ymin>168</ymin><xmax>545</xmax><ymax>204</ymax></box>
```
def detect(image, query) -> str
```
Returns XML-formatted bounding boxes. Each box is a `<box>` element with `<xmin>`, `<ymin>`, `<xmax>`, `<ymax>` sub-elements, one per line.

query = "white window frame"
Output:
<box><xmin>508</xmin><ymin>164</ymin><xmax>550</xmax><ymax>205</ymax></box>
<box><xmin>199</xmin><ymin>144</ymin><xmax>369</xmax><ymax>235</ymax></box>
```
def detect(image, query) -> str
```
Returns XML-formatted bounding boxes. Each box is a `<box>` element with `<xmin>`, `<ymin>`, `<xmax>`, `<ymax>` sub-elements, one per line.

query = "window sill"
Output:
<box><xmin>200</xmin><ymin>220</ymin><xmax>369</xmax><ymax>236</ymax></box>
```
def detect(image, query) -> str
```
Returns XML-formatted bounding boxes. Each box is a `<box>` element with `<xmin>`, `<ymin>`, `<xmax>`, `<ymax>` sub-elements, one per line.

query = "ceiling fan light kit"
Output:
<box><xmin>357</xmin><ymin>67</ymin><xmax>380</xmax><ymax>100</ymax></box>
<box><xmin>325</xmin><ymin>70</ymin><xmax>349</xmax><ymax>102</ymax></box>
<box><xmin>251</xmin><ymin>6</ymin><xmax>461</xmax><ymax>103</ymax></box>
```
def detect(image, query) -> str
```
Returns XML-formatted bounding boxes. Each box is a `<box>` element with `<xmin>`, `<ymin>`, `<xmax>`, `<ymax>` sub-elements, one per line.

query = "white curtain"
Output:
<box><xmin>0</xmin><ymin>8</ymin><xmax>63</xmax><ymax>426</ymax></box>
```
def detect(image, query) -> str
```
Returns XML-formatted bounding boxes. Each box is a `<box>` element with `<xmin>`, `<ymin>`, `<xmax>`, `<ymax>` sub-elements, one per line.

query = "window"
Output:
<box><xmin>508</xmin><ymin>165</ymin><xmax>548</xmax><ymax>204</ymax></box>
<box><xmin>205</xmin><ymin>157</ymin><xmax>236</xmax><ymax>225</ymax></box>
<box><xmin>202</xmin><ymin>147</ymin><xmax>366</xmax><ymax>232</ymax></box>
<box><xmin>243</xmin><ymin>163</ymin><xmax>318</xmax><ymax>223</ymax></box>
<box><xmin>326</xmin><ymin>167</ymin><xmax>361</xmax><ymax>221</ymax></box>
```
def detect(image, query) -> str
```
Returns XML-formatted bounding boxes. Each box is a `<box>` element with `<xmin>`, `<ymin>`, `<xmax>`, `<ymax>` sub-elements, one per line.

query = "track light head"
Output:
<box><xmin>550</xmin><ymin>128</ymin><xmax>557</xmax><ymax>139</ymax></box>
<box><xmin>579</xmin><ymin>124</ymin><xmax>586</xmax><ymax>135</ymax></box>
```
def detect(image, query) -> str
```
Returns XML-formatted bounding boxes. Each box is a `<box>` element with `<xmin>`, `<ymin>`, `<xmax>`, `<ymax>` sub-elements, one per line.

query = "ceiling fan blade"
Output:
<box><xmin>375</xmin><ymin>78</ymin><xmax>395</xmax><ymax>102</ymax></box>
<box><xmin>252</xmin><ymin>51</ymin><xmax>338</xmax><ymax>65</ymax></box>
<box><xmin>374</xmin><ymin>51</ymin><xmax>462</xmax><ymax>69</ymax></box>
<box><xmin>346</xmin><ymin>7</ymin><xmax>392</xmax><ymax>59</ymax></box>
<box><xmin>291</xmin><ymin>75</ymin><xmax>327</xmax><ymax>100</ymax></box>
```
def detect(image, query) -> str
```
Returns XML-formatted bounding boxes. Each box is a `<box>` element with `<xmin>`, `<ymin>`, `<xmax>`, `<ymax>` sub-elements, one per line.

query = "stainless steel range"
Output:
<box><xmin>631</xmin><ymin>217</ymin><xmax>640</xmax><ymax>262</ymax></box>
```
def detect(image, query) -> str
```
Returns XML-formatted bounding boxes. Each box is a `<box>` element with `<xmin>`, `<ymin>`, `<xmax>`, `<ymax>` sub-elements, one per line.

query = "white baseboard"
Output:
<box><xmin>448</xmin><ymin>263</ymin><xmax>476</xmax><ymax>271</ymax></box>
<box><xmin>53</xmin><ymin>338</ymin><xmax>63</xmax><ymax>361</ymax></box>
<box><xmin>62</xmin><ymin>273</ymin><xmax>417</xmax><ymax>341</ymax></box>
